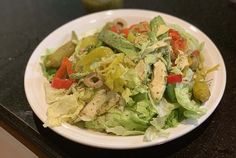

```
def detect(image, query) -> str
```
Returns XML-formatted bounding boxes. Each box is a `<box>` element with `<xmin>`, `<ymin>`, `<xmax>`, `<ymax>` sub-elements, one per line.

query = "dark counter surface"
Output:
<box><xmin>0</xmin><ymin>0</ymin><xmax>236</xmax><ymax>157</ymax></box>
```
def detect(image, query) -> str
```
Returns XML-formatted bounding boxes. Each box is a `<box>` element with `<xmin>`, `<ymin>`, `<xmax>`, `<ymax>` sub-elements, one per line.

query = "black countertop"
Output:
<box><xmin>0</xmin><ymin>0</ymin><xmax>236</xmax><ymax>157</ymax></box>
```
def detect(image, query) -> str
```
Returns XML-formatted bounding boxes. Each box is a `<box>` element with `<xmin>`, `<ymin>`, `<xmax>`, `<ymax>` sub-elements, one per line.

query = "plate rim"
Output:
<box><xmin>24</xmin><ymin>9</ymin><xmax>226</xmax><ymax>149</ymax></box>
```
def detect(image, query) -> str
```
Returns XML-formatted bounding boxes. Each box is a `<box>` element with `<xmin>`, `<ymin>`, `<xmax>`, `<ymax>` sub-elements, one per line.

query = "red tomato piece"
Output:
<box><xmin>51</xmin><ymin>77</ymin><xmax>74</xmax><ymax>89</ymax></box>
<box><xmin>51</xmin><ymin>57</ymin><xmax>75</xmax><ymax>89</ymax></box>
<box><xmin>167</xmin><ymin>74</ymin><xmax>182</xmax><ymax>84</ymax></box>
<box><xmin>121</xmin><ymin>28</ymin><xmax>129</xmax><ymax>37</ymax></box>
<box><xmin>168</xmin><ymin>29</ymin><xmax>186</xmax><ymax>53</ymax></box>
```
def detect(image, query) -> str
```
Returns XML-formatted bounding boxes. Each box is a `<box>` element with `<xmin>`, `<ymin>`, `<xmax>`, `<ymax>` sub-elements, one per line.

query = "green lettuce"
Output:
<box><xmin>144</xmin><ymin>99</ymin><xmax>177</xmax><ymax>141</ymax></box>
<box><xmin>159</xmin><ymin>47</ymin><xmax>172</xmax><ymax>71</ymax></box>
<box><xmin>144</xmin><ymin>126</ymin><xmax>168</xmax><ymax>141</ymax></box>
<box><xmin>121</xmin><ymin>88</ymin><xmax>135</xmax><ymax>105</ymax></box>
<box><xmin>122</xmin><ymin>69</ymin><xmax>141</xmax><ymax>89</ymax></box>
<box><xmin>44</xmin><ymin>83</ymin><xmax>88</xmax><ymax>127</ymax></box>
<box><xmin>85</xmin><ymin>108</ymin><xmax>150</xmax><ymax>135</ymax></box>
<box><xmin>175</xmin><ymin>83</ymin><xmax>206</xmax><ymax>118</ymax></box>
<box><xmin>44</xmin><ymin>84</ymin><xmax>84</xmax><ymax>127</ymax></box>
<box><xmin>135</xmin><ymin>100</ymin><xmax>156</xmax><ymax>120</ymax></box>
<box><xmin>182</xmin><ymin>68</ymin><xmax>194</xmax><ymax>91</ymax></box>
<box><xmin>106</xmin><ymin>126</ymin><xmax>144</xmax><ymax>136</ymax></box>
<box><xmin>40</xmin><ymin>49</ymin><xmax>57</xmax><ymax>81</ymax></box>
<box><xmin>144</xmin><ymin>53</ymin><xmax>158</xmax><ymax>65</ymax></box>
<box><xmin>44</xmin><ymin>83</ymin><xmax>66</xmax><ymax>104</ymax></box>
<box><xmin>164</xmin><ymin>108</ymin><xmax>185</xmax><ymax>128</ymax></box>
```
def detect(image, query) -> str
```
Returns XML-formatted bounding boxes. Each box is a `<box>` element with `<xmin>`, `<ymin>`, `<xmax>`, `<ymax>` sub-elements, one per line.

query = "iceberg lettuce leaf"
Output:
<box><xmin>106</xmin><ymin>126</ymin><xmax>144</xmax><ymax>136</ymax></box>
<box><xmin>164</xmin><ymin>108</ymin><xmax>185</xmax><ymax>128</ymax></box>
<box><xmin>44</xmin><ymin>93</ymin><xmax>84</xmax><ymax>127</ymax></box>
<box><xmin>175</xmin><ymin>83</ymin><xmax>206</xmax><ymax>118</ymax></box>
<box><xmin>85</xmin><ymin>108</ymin><xmax>150</xmax><ymax>134</ymax></box>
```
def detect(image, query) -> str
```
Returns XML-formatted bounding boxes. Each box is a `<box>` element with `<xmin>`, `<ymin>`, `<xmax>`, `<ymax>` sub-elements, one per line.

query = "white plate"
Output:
<box><xmin>24</xmin><ymin>9</ymin><xmax>226</xmax><ymax>149</ymax></box>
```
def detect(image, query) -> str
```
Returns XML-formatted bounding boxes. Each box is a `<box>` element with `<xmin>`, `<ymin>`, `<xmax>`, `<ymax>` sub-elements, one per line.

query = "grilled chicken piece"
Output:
<box><xmin>149</xmin><ymin>60</ymin><xmax>167</xmax><ymax>102</ymax></box>
<box><xmin>80</xmin><ymin>90</ymin><xmax>107</xmax><ymax>121</ymax></box>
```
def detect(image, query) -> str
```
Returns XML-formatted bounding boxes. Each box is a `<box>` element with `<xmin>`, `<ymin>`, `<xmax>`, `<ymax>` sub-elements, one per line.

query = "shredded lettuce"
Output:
<box><xmin>144</xmin><ymin>126</ymin><xmax>168</xmax><ymax>141</ymax></box>
<box><xmin>43</xmin><ymin>84</ymin><xmax>84</xmax><ymax>127</ymax></box>
<box><xmin>122</xmin><ymin>69</ymin><xmax>141</xmax><ymax>89</ymax></box>
<box><xmin>106</xmin><ymin>126</ymin><xmax>144</xmax><ymax>136</ymax></box>
<box><xmin>144</xmin><ymin>53</ymin><xmax>158</xmax><ymax>65</ymax></box>
<box><xmin>69</xmin><ymin>71</ymin><xmax>90</xmax><ymax>79</ymax></box>
<box><xmin>135</xmin><ymin>100</ymin><xmax>156</xmax><ymax>120</ymax></box>
<box><xmin>121</xmin><ymin>88</ymin><xmax>134</xmax><ymax>105</ymax></box>
<box><xmin>175</xmin><ymin>83</ymin><xmax>206</xmax><ymax>118</ymax></box>
<box><xmin>170</xmin><ymin>66</ymin><xmax>183</xmax><ymax>75</ymax></box>
<box><xmin>144</xmin><ymin>99</ymin><xmax>176</xmax><ymax>141</ymax></box>
<box><xmin>182</xmin><ymin>68</ymin><xmax>194</xmax><ymax>90</ymax></box>
<box><xmin>85</xmin><ymin>108</ymin><xmax>150</xmax><ymax>134</ymax></box>
<box><xmin>164</xmin><ymin>108</ymin><xmax>185</xmax><ymax>128</ymax></box>
<box><xmin>158</xmin><ymin>47</ymin><xmax>172</xmax><ymax>71</ymax></box>
<box><xmin>143</xmin><ymin>40</ymin><xmax>168</xmax><ymax>56</ymax></box>
<box><xmin>44</xmin><ymin>83</ymin><xmax>66</xmax><ymax>104</ymax></box>
<box><xmin>175</xmin><ymin>53</ymin><xmax>189</xmax><ymax>70</ymax></box>
<box><xmin>156</xmin><ymin>98</ymin><xmax>177</xmax><ymax>117</ymax></box>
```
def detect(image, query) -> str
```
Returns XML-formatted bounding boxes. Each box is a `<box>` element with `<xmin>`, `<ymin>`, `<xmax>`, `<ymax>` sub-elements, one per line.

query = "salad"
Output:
<box><xmin>41</xmin><ymin>16</ymin><xmax>217</xmax><ymax>141</ymax></box>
